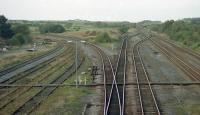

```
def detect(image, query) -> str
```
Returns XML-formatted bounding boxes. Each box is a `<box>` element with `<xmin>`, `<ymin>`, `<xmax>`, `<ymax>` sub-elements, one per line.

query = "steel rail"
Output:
<box><xmin>0</xmin><ymin>47</ymin><xmax>65</xmax><ymax>83</ymax></box>
<box><xmin>0</xmin><ymin>46</ymin><xmax>62</xmax><ymax>77</ymax></box>
<box><xmin>133</xmin><ymin>39</ymin><xmax>161</xmax><ymax>115</ymax></box>
<box><xmin>159</xmin><ymin>38</ymin><xmax>200</xmax><ymax>59</ymax></box>
<box><xmin>121</xmin><ymin>38</ymin><xmax>127</xmax><ymax>115</ymax></box>
<box><xmin>150</xmin><ymin>38</ymin><xmax>200</xmax><ymax>81</ymax></box>
<box><xmin>12</xmin><ymin>51</ymin><xmax>84</xmax><ymax>115</ymax></box>
<box><xmin>0</xmin><ymin>50</ymin><xmax>75</xmax><ymax>110</ymax></box>
<box><xmin>106</xmin><ymin>39</ymin><xmax>124</xmax><ymax>115</ymax></box>
<box><xmin>157</xmin><ymin>39</ymin><xmax>200</xmax><ymax>72</ymax></box>
<box><xmin>87</xmin><ymin>42</ymin><xmax>120</xmax><ymax>115</ymax></box>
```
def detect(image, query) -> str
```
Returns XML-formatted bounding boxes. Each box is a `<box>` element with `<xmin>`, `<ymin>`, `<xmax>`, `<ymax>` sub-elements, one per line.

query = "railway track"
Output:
<box><xmin>106</xmin><ymin>38</ymin><xmax>127</xmax><ymax>115</ymax></box>
<box><xmin>87</xmin><ymin>42</ymin><xmax>116</xmax><ymax>115</ymax></box>
<box><xmin>12</xmin><ymin>51</ymin><xmax>84</xmax><ymax>115</ymax></box>
<box><xmin>132</xmin><ymin>39</ymin><xmax>161</xmax><ymax>115</ymax></box>
<box><xmin>139</xmin><ymin>37</ymin><xmax>188</xmax><ymax>114</ymax></box>
<box><xmin>0</xmin><ymin>47</ymin><xmax>72</xmax><ymax>85</ymax></box>
<box><xmin>89</xmin><ymin>35</ymin><xmax>127</xmax><ymax>115</ymax></box>
<box><xmin>0</xmin><ymin>49</ymin><xmax>75</xmax><ymax>109</ymax></box>
<box><xmin>0</xmin><ymin>46</ymin><xmax>62</xmax><ymax>76</ymax></box>
<box><xmin>157</xmin><ymin>39</ymin><xmax>200</xmax><ymax>70</ymax></box>
<box><xmin>0</xmin><ymin>46</ymin><xmax>65</xmax><ymax>83</ymax></box>
<box><xmin>150</xmin><ymin>38</ymin><xmax>200</xmax><ymax>81</ymax></box>
<box><xmin>158</xmin><ymin>38</ymin><xmax>200</xmax><ymax>60</ymax></box>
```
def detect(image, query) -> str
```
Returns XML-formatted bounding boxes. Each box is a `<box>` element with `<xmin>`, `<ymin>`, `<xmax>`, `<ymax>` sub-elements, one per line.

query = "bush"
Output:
<box><xmin>39</xmin><ymin>24</ymin><xmax>65</xmax><ymax>34</ymax></box>
<box><xmin>8</xmin><ymin>34</ymin><xmax>32</xmax><ymax>46</ymax></box>
<box><xmin>8</xmin><ymin>37</ymin><xmax>21</xmax><ymax>46</ymax></box>
<box><xmin>149</xmin><ymin>20</ymin><xmax>200</xmax><ymax>50</ymax></box>
<box><xmin>96</xmin><ymin>32</ymin><xmax>112</xmax><ymax>43</ymax></box>
<box><xmin>119</xmin><ymin>26</ymin><xmax>129</xmax><ymax>34</ymax></box>
<box><xmin>12</xmin><ymin>24</ymin><xmax>30</xmax><ymax>35</ymax></box>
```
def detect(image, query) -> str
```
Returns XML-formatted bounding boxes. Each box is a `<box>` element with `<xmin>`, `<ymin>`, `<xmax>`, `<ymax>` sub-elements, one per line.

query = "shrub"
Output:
<box><xmin>39</xmin><ymin>24</ymin><xmax>65</xmax><ymax>34</ymax></box>
<box><xmin>119</xmin><ymin>26</ymin><xmax>129</xmax><ymax>34</ymax></box>
<box><xmin>8</xmin><ymin>34</ymin><xmax>31</xmax><ymax>46</ymax></box>
<box><xmin>96</xmin><ymin>32</ymin><xmax>112</xmax><ymax>43</ymax></box>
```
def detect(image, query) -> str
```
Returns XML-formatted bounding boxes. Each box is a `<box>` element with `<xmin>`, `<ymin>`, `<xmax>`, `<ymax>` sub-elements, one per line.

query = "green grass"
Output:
<box><xmin>65</xmin><ymin>56</ymin><xmax>92</xmax><ymax>84</ymax></box>
<box><xmin>30</xmin><ymin>56</ymin><xmax>94</xmax><ymax>115</ymax></box>
<box><xmin>0</xmin><ymin>48</ymin><xmax>75</xmax><ymax>114</ymax></box>
<box><xmin>30</xmin><ymin>87</ymin><xmax>92</xmax><ymax>115</ymax></box>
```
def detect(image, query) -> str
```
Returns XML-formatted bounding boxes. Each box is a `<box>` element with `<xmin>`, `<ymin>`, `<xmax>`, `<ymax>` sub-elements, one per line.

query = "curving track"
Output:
<box><xmin>0</xmin><ymin>46</ymin><xmax>62</xmax><ymax>77</ymax></box>
<box><xmin>12</xmin><ymin>50</ymin><xmax>84</xmax><ymax>115</ymax></box>
<box><xmin>1</xmin><ymin>47</ymin><xmax>72</xmax><ymax>85</ymax></box>
<box><xmin>106</xmin><ymin>38</ymin><xmax>127</xmax><ymax>115</ymax></box>
<box><xmin>150</xmin><ymin>38</ymin><xmax>200</xmax><ymax>81</ymax></box>
<box><xmin>0</xmin><ymin>46</ymin><xmax>65</xmax><ymax>83</ymax></box>
<box><xmin>87</xmin><ymin>42</ymin><xmax>116</xmax><ymax>115</ymax></box>
<box><xmin>132</xmin><ymin>39</ymin><xmax>161</xmax><ymax>115</ymax></box>
<box><xmin>89</xmin><ymin>35</ymin><xmax>128</xmax><ymax>115</ymax></box>
<box><xmin>0</xmin><ymin>49</ymin><xmax>74</xmax><ymax>110</ymax></box>
<box><xmin>158</xmin><ymin>38</ymin><xmax>200</xmax><ymax>60</ymax></box>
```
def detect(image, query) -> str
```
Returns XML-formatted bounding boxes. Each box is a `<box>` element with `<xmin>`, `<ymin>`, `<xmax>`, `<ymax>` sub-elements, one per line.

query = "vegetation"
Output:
<box><xmin>9</xmin><ymin>34</ymin><xmax>31</xmax><ymax>45</ymax></box>
<box><xmin>95</xmin><ymin>32</ymin><xmax>112</xmax><ymax>43</ymax></box>
<box><xmin>39</xmin><ymin>24</ymin><xmax>65</xmax><ymax>34</ymax></box>
<box><xmin>0</xmin><ymin>15</ymin><xmax>14</xmax><ymax>39</ymax></box>
<box><xmin>9</xmin><ymin>24</ymin><xmax>32</xmax><ymax>45</ymax></box>
<box><xmin>0</xmin><ymin>15</ymin><xmax>32</xmax><ymax>46</ymax></box>
<box><xmin>149</xmin><ymin>19</ymin><xmax>200</xmax><ymax>50</ymax></box>
<box><xmin>119</xmin><ymin>26</ymin><xmax>129</xmax><ymax>34</ymax></box>
<box><xmin>65</xmin><ymin>22</ymin><xmax>73</xmax><ymax>29</ymax></box>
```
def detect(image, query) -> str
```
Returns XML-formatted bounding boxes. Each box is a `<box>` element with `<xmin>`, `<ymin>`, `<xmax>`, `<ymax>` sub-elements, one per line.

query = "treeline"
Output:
<box><xmin>0</xmin><ymin>15</ymin><xmax>31</xmax><ymax>46</ymax></box>
<box><xmin>9</xmin><ymin>20</ymin><xmax>135</xmax><ymax>31</ymax></box>
<box><xmin>90</xmin><ymin>21</ymin><xmax>135</xmax><ymax>28</ymax></box>
<box><xmin>149</xmin><ymin>19</ymin><xmax>200</xmax><ymax>50</ymax></box>
<box><xmin>39</xmin><ymin>24</ymin><xmax>65</xmax><ymax>34</ymax></box>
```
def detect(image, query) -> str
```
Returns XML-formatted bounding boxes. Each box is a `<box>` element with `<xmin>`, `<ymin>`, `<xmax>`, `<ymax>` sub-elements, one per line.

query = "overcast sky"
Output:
<box><xmin>0</xmin><ymin>0</ymin><xmax>200</xmax><ymax>22</ymax></box>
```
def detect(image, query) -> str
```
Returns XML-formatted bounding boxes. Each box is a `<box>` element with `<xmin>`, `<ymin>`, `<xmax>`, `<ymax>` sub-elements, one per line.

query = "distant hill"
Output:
<box><xmin>183</xmin><ymin>18</ymin><xmax>200</xmax><ymax>24</ymax></box>
<box><xmin>138</xmin><ymin>20</ymin><xmax>162</xmax><ymax>26</ymax></box>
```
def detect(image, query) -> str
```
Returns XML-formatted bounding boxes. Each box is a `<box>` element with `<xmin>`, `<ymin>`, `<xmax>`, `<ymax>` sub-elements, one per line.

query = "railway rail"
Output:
<box><xmin>0</xmin><ymin>46</ymin><xmax>65</xmax><ymax>83</ymax></box>
<box><xmin>1</xmin><ymin>46</ymin><xmax>73</xmax><ymax>85</ymax></box>
<box><xmin>0</xmin><ymin>49</ymin><xmax>75</xmax><ymax>110</ymax></box>
<box><xmin>89</xmin><ymin>35</ymin><xmax>128</xmax><ymax>115</ymax></box>
<box><xmin>87</xmin><ymin>42</ymin><xmax>117</xmax><ymax>115</ymax></box>
<box><xmin>158</xmin><ymin>38</ymin><xmax>200</xmax><ymax>60</ymax></box>
<box><xmin>0</xmin><ymin>46</ymin><xmax>62</xmax><ymax>76</ymax></box>
<box><xmin>12</xmin><ymin>51</ymin><xmax>84</xmax><ymax>115</ymax></box>
<box><xmin>132</xmin><ymin>39</ymin><xmax>161</xmax><ymax>115</ymax></box>
<box><xmin>150</xmin><ymin>38</ymin><xmax>200</xmax><ymax>81</ymax></box>
<box><xmin>147</xmin><ymin>37</ymin><xmax>196</xmax><ymax>114</ymax></box>
<box><xmin>106</xmin><ymin>38</ymin><xmax>127</xmax><ymax>115</ymax></box>
<box><xmin>157</xmin><ymin>39</ymin><xmax>200</xmax><ymax>71</ymax></box>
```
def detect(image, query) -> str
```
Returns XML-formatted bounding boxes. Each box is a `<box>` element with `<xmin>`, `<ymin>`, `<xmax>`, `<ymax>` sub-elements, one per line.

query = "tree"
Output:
<box><xmin>39</xmin><ymin>24</ymin><xmax>65</xmax><ymax>34</ymax></box>
<box><xmin>0</xmin><ymin>15</ymin><xmax>14</xmax><ymax>39</ymax></box>
<box><xmin>12</xmin><ymin>24</ymin><xmax>30</xmax><ymax>35</ymax></box>
<box><xmin>149</xmin><ymin>19</ymin><xmax>200</xmax><ymax>50</ymax></box>
<box><xmin>0</xmin><ymin>15</ymin><xmax>7</xmax><ymax>24</ymax></box>
<box><xmin>9</xmin><ymin>33</ymin><xmax>31</xmax><ymax>45</ymax></box>
<box><xmin>8</xmin><ymin>36</ymin><xmax>21</xmax><ymax>46</ymax></box>
<box><xmin>119</xmin><ymin>26</ymin><xmax>129</xmax><ymax>34</ymax></box>
<box><xmin>96</xmin><ymin>32</ymin><xmax>112</xmax><ymax>43</ymax></box>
